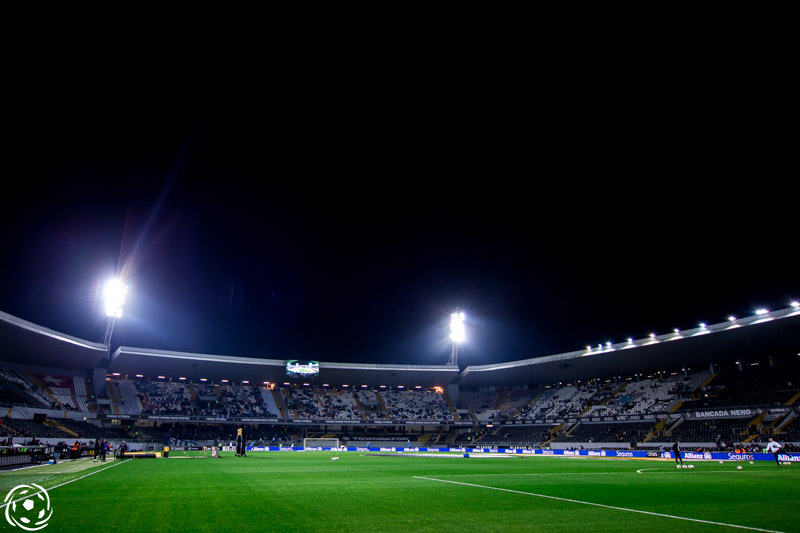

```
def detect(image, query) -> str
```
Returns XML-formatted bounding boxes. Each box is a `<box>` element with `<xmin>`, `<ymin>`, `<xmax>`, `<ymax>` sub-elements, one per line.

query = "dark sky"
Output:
<box><xmin>1</xmin><ymin>49</ymin><xmax>796</xmax><ymax>368</ymax></box>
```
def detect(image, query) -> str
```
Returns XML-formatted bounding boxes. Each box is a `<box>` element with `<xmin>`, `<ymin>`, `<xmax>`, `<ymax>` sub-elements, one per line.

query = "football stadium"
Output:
<box><xmin>3</xmin><ymin>51</ymin><xmax>798</xmax><ymax>531</ymax></box>
<box><xmin>0</xmin><ymin>303</ymin><xmax>798</xmax><ymax>532</ymax></box>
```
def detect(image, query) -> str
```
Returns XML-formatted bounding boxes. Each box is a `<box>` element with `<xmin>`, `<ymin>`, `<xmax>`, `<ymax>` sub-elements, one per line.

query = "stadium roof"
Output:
<box><xmin>458</xmin><ymin>306</ymin><xmax>800</xmax><ymax>387</ymax></box>
<box><xmin>107</xmin><ymin>347</ymin><xmax>459</xmax><ymax>388</ymax></box>
<box><xmin>0</xmin><ymin>309</ymin><xmax>108</xmax><ymax>370</ymax></box>
<box><xmin>0</xmin><ymin>306</ymin><xmax>798</xmax><ymax>388</ymax></box>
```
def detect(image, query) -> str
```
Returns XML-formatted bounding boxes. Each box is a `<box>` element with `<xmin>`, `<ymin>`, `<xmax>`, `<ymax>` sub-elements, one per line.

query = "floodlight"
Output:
<box><xmin>450</xmin><ymin>312</ymin><xmax>466</xmax><ymax>343</ymax></box>
<box><xmin>447</xmin><ymin>310</ymin><xmax>466</xmax><ymax>366</ymax></box>
<box><xmin>755</xmin><ymin>308</ymin><xmax>769</xmax><ymax>315</ymax></box>
<box><xmin>103</xmin><ymin>278</ymin><xmax>128</xmax><ymax>318</ymax></box>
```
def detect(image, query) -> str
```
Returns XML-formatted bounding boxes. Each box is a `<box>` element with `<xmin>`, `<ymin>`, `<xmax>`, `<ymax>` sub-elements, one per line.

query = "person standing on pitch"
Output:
<box><xmin>765</xmin><ymin>438</ymin><xmax>782</xmax><ymax>467</ymax></box>
<box><xmin>672</xmin><ymin>441</ymin><xmax>685</xmax><ymax>467</ymax></box>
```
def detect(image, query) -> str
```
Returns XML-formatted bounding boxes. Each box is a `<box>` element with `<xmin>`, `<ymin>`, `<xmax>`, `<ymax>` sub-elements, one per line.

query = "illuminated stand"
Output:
<box><xmin>448</xmin><ymin>311</ymin><xmax>465</xmax><ymax>367</ymax></box>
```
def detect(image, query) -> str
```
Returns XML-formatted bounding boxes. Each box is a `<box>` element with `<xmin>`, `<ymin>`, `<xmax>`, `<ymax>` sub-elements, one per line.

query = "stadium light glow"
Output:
<box><xmin>448</xmin><ymin>310</ymin><xmax>466</xmax><ymax>366</ymax></box>
<box><xmin>101</xmin><ymin>277</ymin><xmax>129</xmax><ymax>354</ymax></box>
<box><xmin>755</xmin><ymin>308</ymin><xmax>769</xmax><ymax>315</ymax></box>
<box><xmin>103</xmin><ymin>278</ymin><xmax>128</xmax><ymax>318</ymax></box>
<box><xmin>450</xmin><ymin>311</ymin><xmax>466</xmax><ymax>343</ymax></box>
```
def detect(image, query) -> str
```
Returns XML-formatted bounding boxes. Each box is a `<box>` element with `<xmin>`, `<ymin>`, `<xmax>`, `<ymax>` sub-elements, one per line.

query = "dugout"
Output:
<box><xmin>0</xmin><ymin>445</ymin><xmax>51</xmax><ymax>469</ymax></box>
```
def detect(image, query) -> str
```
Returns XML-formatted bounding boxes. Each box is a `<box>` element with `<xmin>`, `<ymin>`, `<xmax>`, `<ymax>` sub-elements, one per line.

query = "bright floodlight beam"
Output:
<box><xmin>448</xmin><ymin>311</ymin><xmax>465</xmax><ymax>366</ymax></box>
<box><xmin>104</xmin><ymin>278</ymin><xmax>128</xmax><ymax>318</ymax></box>
<box><xmin>102</xmin><ymin>278</ymin><xmax>128</xmax><ymax>349</ymax></box>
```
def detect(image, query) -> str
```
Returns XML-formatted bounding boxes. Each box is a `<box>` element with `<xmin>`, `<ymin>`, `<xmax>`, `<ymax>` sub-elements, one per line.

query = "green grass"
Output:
<box><xmin>1</xmin><ymin>453</ymin><xmax>798</xmax><ymax>532</ymax></box>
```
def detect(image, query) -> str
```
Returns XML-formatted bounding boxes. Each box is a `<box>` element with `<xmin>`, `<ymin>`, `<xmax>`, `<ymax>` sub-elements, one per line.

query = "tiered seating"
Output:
<box><xmin>586</xmin><ymin>371</ymin><xmax>710</xmax><ymax>417</ymax></box>
<box><xmin>477</xmin><ymin>425</ymin><xmax>555</xmax><ymax>446</ymax></box>
<box><xmin>682</xmin><ymin>363</ymin><xmax>800</xmax><ymax>410</ymax></box>
<box><xmin>35</xmin><ymin>374</ymin><xmax>91</xmax><ymax>412</ymax></box>
<box><xmin>135</xmin><ymin>381</ymin><xmax>193</xmax><ymax>414</ymax></box>
<box><xmin>356</xmin><ymin>389</ymin><xmax>384</xmax><ymax>420</ymax></box>
<box><xmin>501</xmin><ymin>388</ymin><xmax>538</xmax><ymax>416</ymax></box>
<box><xmin>666</xmin><ymin>418</ymin><xmax>753</xmax><ymax>445</ymax></box>
<box><xmin>118</xmin><ymin>380</ymin><xmax>143</xmax><ymax>414</ymax></box>
<box><xmin>541</xmin><ymin>383</ymin><xmax>600</xmax><ymax>419</ymax></box>
<box><xmin>260</xmin><ymin>388</ymin><xmax>282</xmax><ymax>418</ymax></box>
<box><xmin>515</xmin><ymin>388</ymin><xmax>558</xmax><ymax>421</ymax></box>
<box><xmin>217</xmin><ymin>384</ymin><xmax>272</xmax><ymax>418</ymax></box>
<box><xmin>316</xmin><ymin>389</ymin><xmax>360</xmax><ymax>420</ymax></box>
<box><xmin>461</xmin><ymin>388</ymin><xmax>501</xmax><ymax>420</ymax></box>
<box><xmin>0</xmin><ymin>381</ymin><xmax>34</xmax><ymax>406</ymax></box>
<box><xmin>286</xmin><ymin>387</ymin><xmax>324</xmax><ymax>418</ymax></box>
<box><xmin>57</xmin><ymin>419</ymin><xmax>129</xmax><ymax>440</ymax></box>
<box><xmin>556</xmin><ymin>421</ymin><xmax>654</xmax><ymax>443</ymax></box>
<box><xmin>380</xmin><ymin>389</ymin><xmax>452</xmax><ymax>421</ymax></box>
<box><xmin>0</xmin><ymin>368</ymin><xmax>53</xmax><ymax>407</ymax></box>
<box><xmin>1</xmin><ymin>417</ymin><xmax>72</xmax><ymax>438</ymax></box>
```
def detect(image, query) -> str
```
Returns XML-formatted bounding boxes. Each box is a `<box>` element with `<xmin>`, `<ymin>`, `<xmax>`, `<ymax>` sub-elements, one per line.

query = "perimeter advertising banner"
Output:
<box><xmin>242</xmin><ymin>446</ymin><xmax>799</xmax><ymax>462</ymax></box>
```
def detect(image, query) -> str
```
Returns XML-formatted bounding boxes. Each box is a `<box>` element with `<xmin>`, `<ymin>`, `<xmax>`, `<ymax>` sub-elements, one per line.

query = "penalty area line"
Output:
<box><xmin>1</xmin><ymin>458</ymin><xmax>129</xmax><ymax>510</ymax></box>
<box><xmin>413</xmin><ymin>476</ymin><xmax>785</xmax><ymax>533</ymax></box>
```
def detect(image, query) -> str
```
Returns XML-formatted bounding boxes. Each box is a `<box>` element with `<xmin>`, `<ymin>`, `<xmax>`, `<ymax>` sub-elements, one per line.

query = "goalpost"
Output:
<box><xmin>303</xmin><ymin>437</ymin><xmax>340</xmax><ymax>449</ymax></box>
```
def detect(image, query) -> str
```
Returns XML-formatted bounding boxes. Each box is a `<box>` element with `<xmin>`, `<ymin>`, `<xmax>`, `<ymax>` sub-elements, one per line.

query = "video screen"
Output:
<box><xmin>286</xmin><ymin>360</ymin><xmax>320</xmax><ymax>379</ymax></box>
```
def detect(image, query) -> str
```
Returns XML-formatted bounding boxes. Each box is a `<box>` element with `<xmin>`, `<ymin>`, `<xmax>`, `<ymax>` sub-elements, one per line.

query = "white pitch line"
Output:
<box><xmin>0</xmin><ymin>459</ymin><xmax>129</xmax><ymax>510</ymax></box>
<box><xmin>413</xmin><ymin>476</ymin><xmax>786</xmax><ymax>533</ymax></box>
<box><xmin>448</xmin><ymin>472</ymin><xmax>630</xmax><ymax>477</ymax></box>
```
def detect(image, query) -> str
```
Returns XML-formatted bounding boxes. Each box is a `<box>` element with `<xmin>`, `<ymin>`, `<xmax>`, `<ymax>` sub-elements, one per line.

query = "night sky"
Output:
<box><xmin>1</xmin><ymin>61</ymin><xmax>796</xmax><ymax>369</ymax></box>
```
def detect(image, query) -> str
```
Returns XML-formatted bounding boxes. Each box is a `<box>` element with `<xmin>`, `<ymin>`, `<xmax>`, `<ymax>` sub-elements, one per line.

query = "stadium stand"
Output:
<box><xmin>0</xmin><ymin>368</ymin><xmax>54</xmax><ymax>408</ymax></box>
<box><xmin>379</xmin><ymin>389</ymin><xmax>453</xmax><ymax>421</ymax></box>
<box><xmin>0</xmin><ymin>303</ymin><xmax>798</xmax><ymax>449</ymax></box>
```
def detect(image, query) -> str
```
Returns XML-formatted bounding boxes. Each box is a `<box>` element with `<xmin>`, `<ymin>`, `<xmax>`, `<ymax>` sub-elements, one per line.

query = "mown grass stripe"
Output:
<box><xmin>0</xmin><ymin>458</ymin><xmax>129</xmax><ymax>510</ymax></box>
<box><xmin>413</xmin><ymin>475</ymin><xmax>786</xmax><ymax>533</ymax></box>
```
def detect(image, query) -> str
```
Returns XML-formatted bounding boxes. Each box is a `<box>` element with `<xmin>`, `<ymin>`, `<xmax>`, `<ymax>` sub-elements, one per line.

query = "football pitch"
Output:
<box><xmin>1</xmin><ymin>452</ymin><xmax>797</xmax><ymax>532</ymax></box>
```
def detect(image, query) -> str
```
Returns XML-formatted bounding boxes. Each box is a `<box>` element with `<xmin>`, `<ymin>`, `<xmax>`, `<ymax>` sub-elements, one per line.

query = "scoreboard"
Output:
<box><xmin>286</xmin><ymin>360</ymin><xmax>320</xmax><ymax>379</ymax></box>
